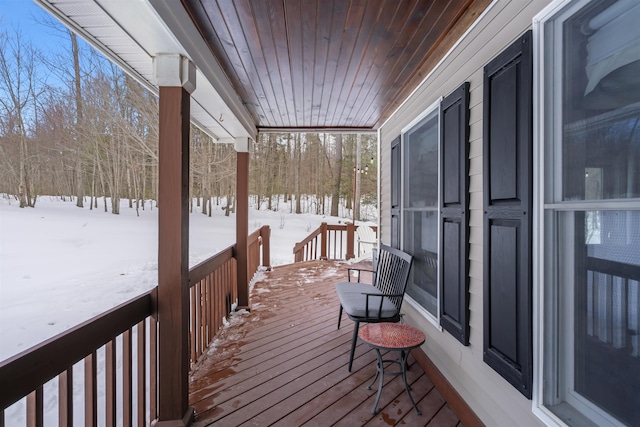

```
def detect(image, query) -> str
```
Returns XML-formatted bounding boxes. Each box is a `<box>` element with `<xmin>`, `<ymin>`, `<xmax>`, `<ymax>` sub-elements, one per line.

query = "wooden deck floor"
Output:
<box><xmin>189</xmin><ymin>260</ymin><xmax>463</xmax><ymax>427</ymax></box>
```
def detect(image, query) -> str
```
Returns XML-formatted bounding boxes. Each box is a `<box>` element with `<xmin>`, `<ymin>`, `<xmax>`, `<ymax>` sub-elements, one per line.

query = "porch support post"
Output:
<box><xmin>235</xmin><ymin>137</ymin><xmax>251</xmax><ymax>310</ymax></box>
<box><xmin>154</xmin><ymin>54</ymin><xmax>195</xmax><ymax>426</ymax></box>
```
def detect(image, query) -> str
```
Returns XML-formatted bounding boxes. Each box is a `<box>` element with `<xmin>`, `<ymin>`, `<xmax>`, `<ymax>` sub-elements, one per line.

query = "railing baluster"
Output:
<box><xmin>123</xmin><ymin>328</ymin><xmax>132</xmax><ymax>427</ymax></box>
<box><xmin>198</xmin><ymin>282</ymin><xmax>204</xmax><ymax>356</ymax></box>
<box><xmin>611</xmin><ymin>276</ymin><xmax>625</xmax><ymax>348</ymax></box>
<box><xmin>59</xmin><ymin>367</ymin><xmax>73</xmax><ymax>427</ymax></box>
<box><xmin>210</xmin><ymin>271</ymin><xmax>216</xmax><ymax>333</ymax></box>
<box><xmin>137</xmin><ymin>321</ymin><xmax>146</xmax><ymax>427</ymax></box>
<box><xmin>26</xmin><ymin>387</ymin><xmax>43</xmax><ymax>427</ymax></box>
<box><xmin>215</xmin><ymin>269</ymin><xmax>221</xmax><ymax>332</ymax></box>
<box><xmin>202</xmin><ymin>277</ymin><xmax>208</xmax><ymax>347</ymax></box>
<box><xmin>150</xmin><ymin>316</ymin><xmax>158</xmax><ymax>424</ymax></box>
<box><xmin>233</xmin><ymin>260</ymin><xmax>238</xmax><ymax>306</ymax></box>
<box><xmin>106</xmin><ymin>339</ymin><xmax>117</xmax><ymax>427</ymax></box>
<box><xmin>190</xmin><ymin>285</ymin><xmax>196</xmax><ymax>363</ymax></box>
<box><xmin>85</xmin><ymin>351</ymin><xmax>97</xmax><ymax>427</ymax></box>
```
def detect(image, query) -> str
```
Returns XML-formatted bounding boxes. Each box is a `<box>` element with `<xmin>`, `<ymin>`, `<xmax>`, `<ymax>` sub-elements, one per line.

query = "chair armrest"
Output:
<box><xmin>358</xmin><ymin>238</ymin><xmax>376</xmax><ymax>244</ymax></box>
<box><xmin>361</xmin><ymin>292</ymin><xmax>403</xmax><ymax>298</ymax></box>
<box><xmin>347</xmin><ymin>267</ymin><xmax>375</xmax><ymax>283</ymax></box>
<box><xmin>361</xmin><ymin>291</ymin><xmax>404</xmax><ymax>319</ymax></box>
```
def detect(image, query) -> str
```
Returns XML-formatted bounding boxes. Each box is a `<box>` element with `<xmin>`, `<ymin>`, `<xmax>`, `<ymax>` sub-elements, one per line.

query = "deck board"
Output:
<box><xmin>190</xmin><ymin>260</ymin><xmax>463</xmax><ymax>427</ymax></box>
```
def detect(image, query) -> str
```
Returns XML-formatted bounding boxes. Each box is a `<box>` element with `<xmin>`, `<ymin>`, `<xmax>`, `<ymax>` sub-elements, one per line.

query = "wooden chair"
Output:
<box><xmin>355</xmin><ymin>225</ymin><xmax>376</xmax><ymax>259</ymax></box>
<box><xmin>335</xmin><ymin>244</ymin><xmax>413</xmax><ymax>371</ymax></box>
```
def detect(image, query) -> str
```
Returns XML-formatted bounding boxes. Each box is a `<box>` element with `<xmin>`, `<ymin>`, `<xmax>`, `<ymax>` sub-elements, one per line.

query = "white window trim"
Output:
<box><xmin>400</xmin><ymin>97</ymin><xmax>443</xmax><ymax>134</ymax></box>
<box><xmin>400</xmin><ymin>97</ymin><xmax>442</xmax><ymax>326</ymax></box>
<box><xmin>534</xmin><ymin>1</ymin><xmax>588</xmax><ymax>422</ymax></box>
<box><xmin>405</xmin><ymin>295</ymin><xmax>443</xmax><ymax>331</ymax></box>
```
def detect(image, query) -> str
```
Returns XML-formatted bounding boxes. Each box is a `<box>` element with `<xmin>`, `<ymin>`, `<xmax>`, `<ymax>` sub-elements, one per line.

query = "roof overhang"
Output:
<box><xmin>34</xmin><ymin>0</ymin><xmax>257</xmax><ymax>142</ymax></box>
<box><xmin>35</xmin><ymin>0</ymin><xmax>492</xmax><ymax>136</ymax></box>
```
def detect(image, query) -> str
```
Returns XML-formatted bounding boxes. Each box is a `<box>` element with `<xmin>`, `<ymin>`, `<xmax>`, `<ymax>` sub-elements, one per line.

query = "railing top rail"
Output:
<box><xmin>292</xmin><ymin>224</ymin><xmax>324</xmax><ymax>253</ymax></box>
<box><xmin>0</xmin><ymin>288</ymin><xmax>156</xmax><ymax>410</ymax></box>
<box><xmin>189</xmin><ymin>246</ymin><xmax>235</xmax><ymax>286</ymax></box>
<box><xmin>325</xmin><ymin>224</ymin><xmax>348</xmax><ymax>231</ymax></box>
<box><xmin>248</xmin><ymin>227</ymin><xmax>261</xmax><ymax>243</ymax></box>
<box><xmin>189</xmin><ymin>227</ymin><xmax>266</xmax><ymax>286</ymax></box>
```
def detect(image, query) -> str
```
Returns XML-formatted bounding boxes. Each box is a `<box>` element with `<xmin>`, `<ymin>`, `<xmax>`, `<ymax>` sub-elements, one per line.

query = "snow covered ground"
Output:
<box><xmin>0</xmin><ymin>195</ymin><xmax>363</xmax><ymax>360</ymax></box>
<box><xmin>1</xmin><ymin>195</ymin><xmax>374</xmax><ymax>425</ymax></box>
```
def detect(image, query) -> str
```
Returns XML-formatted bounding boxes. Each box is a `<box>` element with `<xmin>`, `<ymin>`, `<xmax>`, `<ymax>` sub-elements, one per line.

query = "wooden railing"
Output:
<box><xmin>249</xmin><ymin>225</ymin><xmax>271</xmax><ymax>277</ymax></box>
<box><xmin>292</xmin><ymin>222</ymin><xmax>377</xmax><ymax>262</ymax></box>
<box><xmin>0</xmin><ymin>226</ymin><xmax>271</xmax><ymax>425</ymax></box>
<box><xmin>0</xmin><ymin>289</ymin><xmax>158</xmax><ymax>426</ymax></box>
<box><xmin>188</xmin><ymin>247</ymin><xmax>237</xmax><ymax>365</ymax></box>
<box><xmin>187</xmin><ymin>224</ymin><xmax>270</xmax><ymax>365</ymax></box>
<box><xmin>585</xmin><ymin>256</ymin><xmax>640</xmax><ymax>356</ymax></box>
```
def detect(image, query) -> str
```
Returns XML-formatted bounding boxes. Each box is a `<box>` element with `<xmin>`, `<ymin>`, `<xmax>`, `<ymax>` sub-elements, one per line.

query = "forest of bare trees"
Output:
<box><xmin>0</xmin><ymin>27</ymin><xmax>377</xmax><ymax>220</ymax></box>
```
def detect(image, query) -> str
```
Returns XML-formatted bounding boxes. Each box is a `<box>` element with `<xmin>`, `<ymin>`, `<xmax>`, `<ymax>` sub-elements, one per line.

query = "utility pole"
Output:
<box><xmin>354</xmin><ymin>133</ymin><xmax>362</xmax><ymax>221</ymax></box>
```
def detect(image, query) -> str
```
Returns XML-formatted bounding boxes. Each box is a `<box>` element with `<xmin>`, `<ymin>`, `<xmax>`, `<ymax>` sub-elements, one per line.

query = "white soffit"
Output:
<box><xmin>34</xmin><ymin>0</ymin><xmax>256</xmax><ymax>142</ymax></box>
<box><xmin>147</xmin><ymin>0</ymin><xmax>257</xmax><ymax>140</ymax></box>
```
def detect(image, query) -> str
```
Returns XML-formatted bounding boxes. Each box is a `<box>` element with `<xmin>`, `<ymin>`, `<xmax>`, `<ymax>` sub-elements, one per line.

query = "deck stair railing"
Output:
<box><xmin>0</xmin><ymin>226</ymin><xmax>271</xmax><ymax>426</ymax></box>
<box><xmin>292</xmin><ymin>222</ymin><xmax>377</xmax><ymax>262</ymax></box>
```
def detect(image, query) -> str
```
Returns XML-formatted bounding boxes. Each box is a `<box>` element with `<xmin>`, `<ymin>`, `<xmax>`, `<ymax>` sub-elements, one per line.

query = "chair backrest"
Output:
<box><xmin>356</xmin><ymin>225</ymin><xmax>376</xmax><ymax>258</ymax></box>
<box><xmin>373</xmin><ymin>244</ymin><xmax>413</xmax><ymax>310</ymax></box>
<box><xmin>356</xmin><ymin>225</ymin><xmax>376</xmax><ymax>244</ymax></box>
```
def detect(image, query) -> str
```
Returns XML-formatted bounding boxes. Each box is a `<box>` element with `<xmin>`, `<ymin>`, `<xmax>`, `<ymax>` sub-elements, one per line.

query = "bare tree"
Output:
<box><xmin>330</xmin><ymin>133</ymin><xmax>343</xmax><ymax>216</ymax></box>
<box><xmin>294</xmin><ymin>133</ymin><xmax>302</xmax><ymax>214</ymax></box>
<box><xmin>0</xmin><ymin>28</ymin><xmax>45</xmax><ymax>207</ymax></box>
<box><xmin>354</xmin><ymin>133</ymin><xmax>362</xmax><ymax>221</ymax></box>
<box><xmin>70</xmin><ymin>31</ymin><xmax>85</xmax><ymax>207</ymax></box>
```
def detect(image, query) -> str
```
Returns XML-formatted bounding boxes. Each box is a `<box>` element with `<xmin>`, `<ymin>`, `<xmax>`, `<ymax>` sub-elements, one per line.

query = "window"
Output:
<box><xmin>401</xmin><ymin>103</ymin><xmax>440</xmax><ymax>318</ymax></box>
<box><xmin>537</xmin><ymin>0</ymin><xmax>640</xmax><ymax>425</ymax></box>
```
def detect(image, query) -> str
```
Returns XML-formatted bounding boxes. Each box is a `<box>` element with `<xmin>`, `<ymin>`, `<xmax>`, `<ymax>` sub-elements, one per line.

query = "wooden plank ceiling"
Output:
<box><xmin>182</xmin><ymin>0</ymin><xmax>491</xmax><ymax>131</ymax></box>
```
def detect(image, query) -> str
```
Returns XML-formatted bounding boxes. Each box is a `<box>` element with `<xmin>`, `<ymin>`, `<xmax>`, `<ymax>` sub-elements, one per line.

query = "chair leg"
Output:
<box><xmin>337</xmin><ymin>305</ymin><xmax>343</xmax><ymax>329</ymax></box>
<box><xmin>348</xmin><ymin>321</ymin><xmax>360</xmax><ymax>372</ymax></box>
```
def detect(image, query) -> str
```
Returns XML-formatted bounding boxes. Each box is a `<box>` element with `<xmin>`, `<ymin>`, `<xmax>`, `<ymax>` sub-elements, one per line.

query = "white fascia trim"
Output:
<box><xmin>33</xmin><ymin>0</ymin><xmax>157</xmax><ymax>95</ymax></box>
<box><xmin>148</xmin><ymin>0</ymin><xmax>257</xmax><ymax>141</ymax></box>
<box><xmin>33</xmin><ymin>0</ymin><xmax>227</xmax><ymax>141</ymax></box>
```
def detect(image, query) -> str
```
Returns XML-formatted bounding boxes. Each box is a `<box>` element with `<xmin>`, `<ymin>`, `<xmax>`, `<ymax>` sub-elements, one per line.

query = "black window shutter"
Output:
<box><xmin>390</xmin><ymin>136</ymin><xmax>401</xmax><ymax>249</ymax></box>
<box><xmin>440</xmin><ymin>82</ymin><xmax>470</xmax><ymax>345</ymax></box>
<box><xmin>482</xmin><ymin>30</ymin><xmax>533</xmax><ymax>399</ymax></box>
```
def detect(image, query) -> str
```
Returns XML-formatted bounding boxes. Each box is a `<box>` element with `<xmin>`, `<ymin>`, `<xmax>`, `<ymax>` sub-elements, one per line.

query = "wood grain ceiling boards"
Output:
<box><xmin>182</xmin><ymin>0</ymin><xmax>490</xmax><ymax>131</ymax></box>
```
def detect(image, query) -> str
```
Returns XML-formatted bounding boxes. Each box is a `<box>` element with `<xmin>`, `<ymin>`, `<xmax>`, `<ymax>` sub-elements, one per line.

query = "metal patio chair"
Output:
<box><xmin>335</xmin><ymin>244</ymin><xmax>413</xmax><ymax>371</ymax></box>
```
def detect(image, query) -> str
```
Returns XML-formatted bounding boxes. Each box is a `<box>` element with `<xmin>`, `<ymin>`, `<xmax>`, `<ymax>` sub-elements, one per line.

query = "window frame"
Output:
<box><xmin>534</xmin><ymin>1</ymin><xmax>640</xmax><ymax>425</ymax></box>
<box><xmin>400</xmin><ymin>98</ymin><xmax>443</xmax><ymax>327</ymax></box>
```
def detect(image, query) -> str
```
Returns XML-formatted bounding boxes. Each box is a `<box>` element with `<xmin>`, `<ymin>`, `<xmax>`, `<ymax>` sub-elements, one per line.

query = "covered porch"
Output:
<box><xmin>0</xmin><ymin>0</ymin><xmax>492</xmax><ymax>425</ymax></box>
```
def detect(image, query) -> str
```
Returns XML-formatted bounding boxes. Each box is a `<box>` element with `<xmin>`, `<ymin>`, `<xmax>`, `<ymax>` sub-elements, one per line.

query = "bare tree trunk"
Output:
<box><xmin>295</xmin><ymin>133</ymin><xmax>302</xmax><ymax>214</ymax></box>
<box><xmin>71</xmin><ymin>32</ymin><xmax>84</xmax><ymax>208</ymax></box>
<box><xmin>127</xmin><ymin>167</ymin><xmax>133</xmax><ymax>208</ymax></box>
<box><xmin>331</xmin><ymin>133</ymin><xmax>343</xmax><ymax>216</ymax></box>
<box><xmin>18</xmin><ymin>132</ymin><xmax>30</xmax><ymax>207</ymax></box>
<box><xmin>284</xmin><ymin>133</ymin><xmax>291</xmax><ymax>201</ymax></box>
<box><xmin>89</xmin><ymin>158</ymin><xmax>96</xmax><ymax>210</ymax></box>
